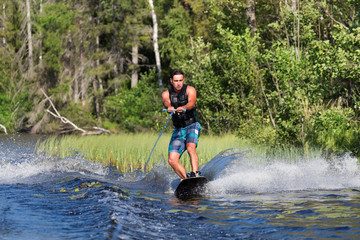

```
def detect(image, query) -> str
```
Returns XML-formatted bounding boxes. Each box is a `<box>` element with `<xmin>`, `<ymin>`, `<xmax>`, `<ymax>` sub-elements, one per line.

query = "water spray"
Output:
<box><xmin>111</xmin><ymin>109</ymin><xmax>176</xmax><ymax>239</ymax></box>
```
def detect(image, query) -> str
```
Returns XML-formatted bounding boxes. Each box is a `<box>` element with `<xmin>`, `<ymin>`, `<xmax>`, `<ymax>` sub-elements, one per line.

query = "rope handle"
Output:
<box><xmin>162</xmin><ymin>108</ymin><xmax>186</xmax><ymax>113</ymax></box>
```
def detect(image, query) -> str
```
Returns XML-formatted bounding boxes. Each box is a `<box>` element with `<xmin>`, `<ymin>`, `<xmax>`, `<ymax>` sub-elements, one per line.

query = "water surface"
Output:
<box><xmin>1</xmin><ymin>134</ymin><xmax>360</xmax><ymax>239</ymax></box>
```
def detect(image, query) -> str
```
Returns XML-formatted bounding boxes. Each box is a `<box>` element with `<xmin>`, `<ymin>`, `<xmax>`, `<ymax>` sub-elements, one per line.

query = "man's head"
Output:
<box><xmin>170</xmin><ymin>69</ymin><xmax>184</xmax><ymax>93</ymax></box>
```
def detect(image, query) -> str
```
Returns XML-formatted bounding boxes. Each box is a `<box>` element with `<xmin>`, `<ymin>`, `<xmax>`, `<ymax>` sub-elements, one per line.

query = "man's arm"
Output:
<box><xmin>179</xmin><ymin>86</ymin><xmax>196</xmax><ymax>111</ymax></box>
<box><xmin>161</xmin><ymin>90</ymin><xmax>175</xmax><ymax>111</ymax></box>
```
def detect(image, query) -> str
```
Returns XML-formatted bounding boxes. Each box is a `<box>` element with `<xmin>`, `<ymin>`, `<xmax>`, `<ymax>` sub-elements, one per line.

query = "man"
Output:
<box><xmin>162</xmin><ymin>69</ymin><xmax>202</xmax><ymax>179</ymax></box>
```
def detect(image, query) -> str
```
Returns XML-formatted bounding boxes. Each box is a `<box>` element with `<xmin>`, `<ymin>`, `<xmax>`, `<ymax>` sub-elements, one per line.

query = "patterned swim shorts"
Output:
<box><xmin>168</xmin><ymin>122</ymin><xmax>201</xmax><ymax>157</ymax></box>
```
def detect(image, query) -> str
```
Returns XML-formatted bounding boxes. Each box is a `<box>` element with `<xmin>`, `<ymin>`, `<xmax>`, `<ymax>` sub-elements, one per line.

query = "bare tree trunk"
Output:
<box><xmin>2</xmin><ymin>2</ymin><xmax>6</xmax><ymax>45</ymax></box>
<box><xmin>80</xmin><ymin>19</ymin><xmax>86</xmax><ymax>106</ymax></box>
<box><xmin>246</xmin><ymin>0</ymin><xmax>257</xmax><ymax>34</ymax></box>
<box><xmin>94</xmin><ymin>18</ymin><xmax>101</xmax><ymax>119</ymax></box>
<box><xmin>291</xmin><ymin>0</ymin><xmax>300</xmax><ymax>61</ymax></box>
<box><xmin>92</xmin><ymin>77</ymin><xmax>100</xmax><ymax>118</ymax></box>
<box><xmin>26</xmin><ymin>0</ymin><xmax>34</xmax><ymax>79</ymax></box>
<box><xmin>73</xmin><ymin>52</ymin><xmax>80</xmax><ymax>103</ymax></box>
<box><xmin>61</xmin><ymin>32</ymin><xmax>72</xmax><ymax>103</ymax></box>
<box><xmin>112</xmin><ymin>0</ymin><xmax>120</xmax><ymax>95</ymax></box>
<box><xmin>291</xmin><ymin>0</ymin><xmax>296</xmax><ymax>12</ymax></box>
<box><xmin>0</xmin><ymin>124</ymin><xmax>7</xmax><ymax>134</ymax></box>
<box><xmin>329</xmin><ymin>1</ymin><xmax>334</xmax><ymax>44</ymax></box>
<box><xmin>280</xmin><ymin>1</ymin><xmax>291</xmax><ymax>48</ymax></box>
<box><xmin>297</xmin><ymin>0</ymin><xmax>300</xmax><ymax>60</ymax></box>
<box><xmin>131</xmin><ymin>34</ymin><xmax>139</xmax><ymax>88</ymax></box>
<box><xmin>39</xmin><ymin>0</ymin><xmax>43</xmax><ymax>65</ymax></box>
<box><xmin>148</xmin><ymin>0</ymin><xmax>162</xmax><ymax>88</ymax></box>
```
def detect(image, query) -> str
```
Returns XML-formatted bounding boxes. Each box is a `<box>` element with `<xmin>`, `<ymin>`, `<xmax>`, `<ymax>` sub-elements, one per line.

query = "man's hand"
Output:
<box><xmin>167</xmin><ymin>106</ymin><xmax>175</xmax><ymax>112</ymax></box>
<box><xmin>176</xmin><ymin>107</ymin><xmax>186</xmax><ymax>113</ymax></box>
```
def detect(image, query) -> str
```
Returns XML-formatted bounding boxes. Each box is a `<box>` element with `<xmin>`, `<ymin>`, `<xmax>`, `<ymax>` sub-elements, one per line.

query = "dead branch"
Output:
<box><xmin>83</xmin><ymin>127</ymin><xmax>112</xmax><ymax>135</ymax></box>
<box><xmin>41</xmin><ymin>88</ymin><xmax>86</xmax><ymax>133</ymax></box>
<box><xmin>0</xmin><ymin>124</ymin><xmax>7</xmax><ymax>134</ymax></box>
<box><xmin>41</xmin><ymin>89</ymin><xmax>111</xmax><ymax>135</ymax></box>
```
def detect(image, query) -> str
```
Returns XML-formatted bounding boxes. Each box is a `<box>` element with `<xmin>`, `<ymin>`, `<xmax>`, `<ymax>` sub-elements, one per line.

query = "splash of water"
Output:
<box><xmin>0</xmin><ymin>153</ymin><xmax>108</xmax><ymax>184</ymax></box>
<box><xmin>202</xmin><ymin>149</ymin><xmax>360</xmax><ymax>194</ymax></box>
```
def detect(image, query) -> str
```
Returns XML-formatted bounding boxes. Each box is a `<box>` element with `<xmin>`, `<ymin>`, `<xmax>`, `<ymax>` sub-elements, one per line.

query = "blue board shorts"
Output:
<box><xmin>168</xmin><ymin>122</ymin><xmax>201</xmax><ymax>157</ymax></box>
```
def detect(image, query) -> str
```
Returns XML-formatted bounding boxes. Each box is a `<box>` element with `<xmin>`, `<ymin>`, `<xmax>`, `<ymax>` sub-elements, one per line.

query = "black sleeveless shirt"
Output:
<box><xmin>169</xmin><ymin>84</ymin><xmax>199</xmax><ymax>128</ymax></box>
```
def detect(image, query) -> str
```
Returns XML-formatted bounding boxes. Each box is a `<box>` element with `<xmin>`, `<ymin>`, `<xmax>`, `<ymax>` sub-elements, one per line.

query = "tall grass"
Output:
<box><xmin>36</xmin><ymin>133</ymin><xmax>324</xmax><ymax>173</ymax></box>
<box><xmin>36</xmin><ymin>133</ymin><xmax>248</xmax><ymax>172</ymax></box>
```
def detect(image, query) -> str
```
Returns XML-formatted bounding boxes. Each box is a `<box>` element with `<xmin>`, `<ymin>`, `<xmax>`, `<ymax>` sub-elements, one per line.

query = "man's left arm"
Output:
<box><xmin>178</xmin><ymin>86</ymin><xmax>196</xmax><ymax>112</ymax></box>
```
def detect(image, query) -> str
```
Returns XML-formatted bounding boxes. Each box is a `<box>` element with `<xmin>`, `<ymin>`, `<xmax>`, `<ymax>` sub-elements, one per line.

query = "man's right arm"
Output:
<box><xmin>161</xmin><ymin>90</ymin><xmax>174</xmax><ymax>111</ymax></box>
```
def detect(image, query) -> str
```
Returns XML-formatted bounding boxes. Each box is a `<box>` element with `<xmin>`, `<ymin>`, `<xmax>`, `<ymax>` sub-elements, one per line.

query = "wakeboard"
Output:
<box><xmin>175</xmin><ymin>176</ymin><xmax>208</xmax><ymax>200</ymax></box>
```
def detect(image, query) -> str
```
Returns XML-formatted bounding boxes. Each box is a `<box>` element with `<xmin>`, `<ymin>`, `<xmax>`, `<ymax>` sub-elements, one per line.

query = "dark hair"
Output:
<box><xmin>170</xmin><ymin>69</ymin><xmax>184</xmax><ymax>78</ymax></box>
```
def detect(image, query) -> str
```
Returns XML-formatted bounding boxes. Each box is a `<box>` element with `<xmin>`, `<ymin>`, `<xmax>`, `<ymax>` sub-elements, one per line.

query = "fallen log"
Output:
<box><xmin>41</xmin><ymin>89</ymin><xmax>110</xmax><ymax>135</ymax></box>
<box><xmin>82</xmin><ymin>127</ymin><xmax>112</xmax><ymax>135</ymax></box>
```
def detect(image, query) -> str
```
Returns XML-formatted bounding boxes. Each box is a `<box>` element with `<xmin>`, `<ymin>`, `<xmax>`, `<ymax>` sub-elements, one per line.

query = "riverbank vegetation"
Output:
<box><xmin>36</xmin><ymin>133</ymin><xmax>322</xmax><ymax>173</ymax></box>
<box><xmin>36</xmin><ymin>133</ymin><xmax>245</xmax><ymax>172</ymax></box>
<box><xmin>2</xmin><ymin>1</ymin><xmax>360</xmax><ymax>160</ymax></box>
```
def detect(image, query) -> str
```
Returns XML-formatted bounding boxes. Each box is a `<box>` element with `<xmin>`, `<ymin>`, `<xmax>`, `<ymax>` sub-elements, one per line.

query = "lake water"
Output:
<box><xmin>1</xmin><ymin>134</ymin><xmax>360</xmax><ymax>239</ymax></box>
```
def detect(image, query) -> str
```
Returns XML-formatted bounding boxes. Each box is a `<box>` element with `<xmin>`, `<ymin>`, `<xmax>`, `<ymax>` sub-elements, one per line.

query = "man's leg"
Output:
<box><xmin>186</xmin><ymin>142</ymin><xmax>198</xmax><ymax>173</ymax></box>
<box><xmin>168</xmin><ymin>152</ymin><xmax>187</xmax><ymax>179</ymax></box>
<box><xmin>185</xmin><ymin>122</ymin><xmax>201</xmax><ymax>175</ymax></box>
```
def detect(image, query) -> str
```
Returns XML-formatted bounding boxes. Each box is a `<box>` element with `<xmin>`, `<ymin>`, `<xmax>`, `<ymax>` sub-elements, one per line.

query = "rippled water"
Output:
<box><xmin>1</xmin><ymin>134</ymin><xmax>360</xmax><ymax>239</ymax></box>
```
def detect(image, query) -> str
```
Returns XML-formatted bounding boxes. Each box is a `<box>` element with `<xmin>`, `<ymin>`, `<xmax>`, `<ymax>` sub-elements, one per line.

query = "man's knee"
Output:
<box><xmin>168</xmin><ymin>152</ymin><xmax>180</xmax><ymax>166</ymax></box>
<box><xmin>168</xmin><ymin>157</ymin><xmax>176</xmax><ymax>166</ymax></box>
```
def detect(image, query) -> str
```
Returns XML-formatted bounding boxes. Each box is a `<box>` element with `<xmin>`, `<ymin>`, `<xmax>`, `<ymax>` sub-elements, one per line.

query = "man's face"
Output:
<box><xmin>171</xmin><ymin>74</ymin><xmax>184</xmax><ymax>92</ymax></box>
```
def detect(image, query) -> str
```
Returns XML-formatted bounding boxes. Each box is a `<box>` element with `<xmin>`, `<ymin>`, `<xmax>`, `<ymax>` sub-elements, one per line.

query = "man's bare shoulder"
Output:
<box><xmin>162</xmin><ymin>89</ymin><xmax>169</xmax><ymax>97</ymax></box>
<box><xmin>186</xmin><ymin>85</ymin><xmax>196</xmax><ymax>94</ymax></box>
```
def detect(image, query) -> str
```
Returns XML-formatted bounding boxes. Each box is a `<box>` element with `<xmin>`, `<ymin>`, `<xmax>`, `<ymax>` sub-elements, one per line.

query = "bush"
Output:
<box><xmin>308</xmin><ymin>106</ymin><xmax>360</xmax><ymax>157</ymax></box>
<box><xmin>0</xmin><ymin>95</ymin><xmax>13</xmax><ymax>131</ymax></box>
<box><xmin>238</xmin><ymin>119</ymin><xmax>276</xmax><ymax>145</ymax></box>
<box><xmin>104</xmin><ymin>70</ymin><xmax>164</xmax><ymax>132</ymax></box>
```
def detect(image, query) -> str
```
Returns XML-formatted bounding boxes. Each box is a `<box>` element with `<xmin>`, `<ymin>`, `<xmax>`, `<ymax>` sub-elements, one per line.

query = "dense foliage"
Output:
<box><xmin>1</xmin><ymin>0</ymin><xmax>360</xmax><ymax>157</ymax></box>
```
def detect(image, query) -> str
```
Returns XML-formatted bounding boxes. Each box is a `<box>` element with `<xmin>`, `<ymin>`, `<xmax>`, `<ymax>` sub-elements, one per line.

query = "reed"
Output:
<box><xmin>36</xmin><ymin>133</ymin><xmax>323</xmax><ymax>173</ymax></box>
<box><xmin>36</xmin><ymin>133</ymin><xmax>247</xmax><ymax>172</ymax></box>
